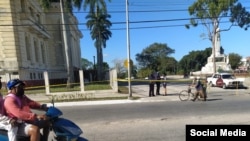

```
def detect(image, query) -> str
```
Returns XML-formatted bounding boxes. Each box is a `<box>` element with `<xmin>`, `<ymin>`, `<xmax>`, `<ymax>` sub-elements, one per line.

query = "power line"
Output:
<box><xmin>0</xmin><ymin>20</ymin><xmax>235</xmax><ymax>32</ymax></box>
<box><xmin>0</xmin><ymin>1</ymin><xmax>248</xmax><ymax>32</ymax></box>
<box><xmin>1</xmin><ymin>6</ymin><xmax>250</xmax><ymax>14</ymax></box>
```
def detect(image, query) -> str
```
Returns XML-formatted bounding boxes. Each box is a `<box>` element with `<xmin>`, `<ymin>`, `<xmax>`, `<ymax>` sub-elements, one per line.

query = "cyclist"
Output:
<box><xmin>191</xmin><ymin>77</ymin><xmax>205</xmax><ymax>101</ymax></box>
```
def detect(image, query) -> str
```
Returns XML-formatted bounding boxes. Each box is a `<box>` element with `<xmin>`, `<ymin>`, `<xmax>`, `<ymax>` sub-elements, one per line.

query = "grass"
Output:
<box><xmin>0</xmin><ymin>81</ymin><xmax>141</xmax><ymax>102</ymax></box>
<box><xmin>20</xmin><ymin>82</ymin><xmax>113</xmax><ymax>94</ymax></box>
<box><xmin>11</xmin><ymin>83</ymin><xmax>138</xmax><ymax>102</ymax></box>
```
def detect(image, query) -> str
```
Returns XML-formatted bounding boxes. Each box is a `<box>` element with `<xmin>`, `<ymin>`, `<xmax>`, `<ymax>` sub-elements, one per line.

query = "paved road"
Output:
<box><xmin>32</xmin><ymin>83</ymin><xmax>250</xmax><ymax>107</ymax></box>
<box><xmin>60</xmin><ymin>87</ymin><xmax>250</xmax><ymax>141</ymax></box>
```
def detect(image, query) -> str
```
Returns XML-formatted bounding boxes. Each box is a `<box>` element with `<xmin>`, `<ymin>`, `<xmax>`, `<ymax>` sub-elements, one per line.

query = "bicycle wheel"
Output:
<box><xmin>179</xmin><ymin>90</ymin><xmax>190</xmax><ymax>101</ymax></box>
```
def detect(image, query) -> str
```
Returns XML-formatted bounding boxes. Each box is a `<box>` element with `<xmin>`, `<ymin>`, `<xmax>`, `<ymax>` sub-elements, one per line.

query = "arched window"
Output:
<box><xmin>25</xmin><ymin>35</ymin><xmax>31</xmax><ymax>60</ymax></box>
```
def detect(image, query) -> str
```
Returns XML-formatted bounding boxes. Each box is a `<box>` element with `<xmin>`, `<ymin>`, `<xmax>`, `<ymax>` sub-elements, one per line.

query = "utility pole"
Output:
<box><xmin>126</xmin><ymin>0</ymin><xmax>132</xmax><ymax>99</ymax></box>
<box><xmin>93</xmin><ymin>56</ymin><xmax>95</xmax><ymax>68</ymax></box>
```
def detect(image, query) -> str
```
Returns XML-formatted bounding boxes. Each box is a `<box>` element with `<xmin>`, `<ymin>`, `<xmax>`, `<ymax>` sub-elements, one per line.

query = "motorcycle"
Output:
<box><xmin>0</xmin><ymin>98</ymin><xmax>86</xmax><ymax>141</ymax></box>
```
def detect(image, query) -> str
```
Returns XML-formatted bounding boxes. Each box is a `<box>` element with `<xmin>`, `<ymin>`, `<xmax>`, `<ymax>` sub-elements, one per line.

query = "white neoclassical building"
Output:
<box><xmin>0</xmin><ymin>0</ymin><xmax>82</xmax><ymax>85</ymax></box>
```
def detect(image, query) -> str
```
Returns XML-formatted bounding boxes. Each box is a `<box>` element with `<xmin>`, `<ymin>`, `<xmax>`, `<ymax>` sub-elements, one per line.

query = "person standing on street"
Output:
<box><xmin>149</xmin><ymin>73</ymin><xmax>155</xmax><ymax>97</ymax></box>
<box><xmin>162</xmin><ymin>73</ymin><xmax>167</xmax><ymax>96</ymax></box>
<box><xmin>155</xmin><ymin>72</ymin><xmax>161</xmax><ymax>95</ymax></box>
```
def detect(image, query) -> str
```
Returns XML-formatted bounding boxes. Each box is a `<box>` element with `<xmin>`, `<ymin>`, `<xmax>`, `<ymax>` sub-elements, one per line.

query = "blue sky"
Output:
<box><xmin>74</xmin><ymin>0</ymin><xmax>250</xmax><ymax>68</ymax></box>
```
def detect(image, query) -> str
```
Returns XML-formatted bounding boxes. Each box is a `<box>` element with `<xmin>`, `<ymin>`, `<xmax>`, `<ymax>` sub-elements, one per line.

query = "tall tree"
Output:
<box><xmin>81</xmin><ymin>58</ymin><xmax>93</xmax><ymax>70</ymax></box>
<box><xmin>161</xmin><ymin>57</ymin><xmax>178</xmax><ymax>75</ymax></box>
<box><xmin>83</xmin><ymin>0</ymin><xmax>111</xmax><ymax>14</ymax></box>
<box><xmin>178</xmin><ymin>48</ymin><xmax>212</xmax><ymax>74</ymax></box>
<box><xmin>85</xmin><ymin>1</ymin><xmax>112</xmax><ymax>80</ymax></box>
<box><xmin>135</xmin><ymin>43</ymin><xmax>175</xmax><ymax>72</ymax></box>
<box><xmin>228</xmin><ymin>53</ymin><xmax>242</xmax><ymax>70</ymax></box>
<box><xmin>186</xmin><ymin>0</ymin><xmax>250</xmax><ymax>73</ymax></box>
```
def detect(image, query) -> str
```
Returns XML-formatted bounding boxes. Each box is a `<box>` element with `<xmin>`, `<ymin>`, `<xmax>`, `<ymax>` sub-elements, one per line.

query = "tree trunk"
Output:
<box><xmin>60</xmin><ymin>0</ymin><xmax>73</xmax><ymax>87</ymax></box>
<box><xmin>96</xmin><ymin>46</ymin><xmax>103</xmax><ymax>81</ymax></box>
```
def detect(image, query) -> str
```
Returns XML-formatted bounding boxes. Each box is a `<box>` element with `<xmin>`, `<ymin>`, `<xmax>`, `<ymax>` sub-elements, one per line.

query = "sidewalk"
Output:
<box><xmin>27</xmin><ymin>84</ymin><xmax>187</xmax><ymax>106</ymax></box>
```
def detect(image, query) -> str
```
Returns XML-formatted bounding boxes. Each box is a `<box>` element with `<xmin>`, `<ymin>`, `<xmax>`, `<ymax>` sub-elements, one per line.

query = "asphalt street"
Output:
<box><xmin>28</xmin><ymin>82</ymin><xmax>250</xmax><ymax>107</ymax></box>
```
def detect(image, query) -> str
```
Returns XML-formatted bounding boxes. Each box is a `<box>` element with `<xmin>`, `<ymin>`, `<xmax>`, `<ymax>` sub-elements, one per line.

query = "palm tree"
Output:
<box><xmin>86</xmin><ymin>8</ymin><xmax>112</xmax><ymax>80</ymax></box>
<box><xmin>84</xmin><ymin>0</ymin><xmax>112</xmax><ymax>80</ymax></box>
<box><xmin>83</xmin><ymin>0</ymin><xmax>111</xmax><ymax>14</ymax></box>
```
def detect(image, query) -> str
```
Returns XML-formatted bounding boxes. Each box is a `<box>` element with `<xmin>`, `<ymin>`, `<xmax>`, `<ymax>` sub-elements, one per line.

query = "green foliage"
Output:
<box><xmin>229</xmin><ymin>53</ymin><xmax>242</xmax><ymax>70</ymax></box>
<box><xmin>81</xmin><ymin>58</ymin><xmax>93</xmax><ymax>70</ymax></box>
<box><xmin>230</xmin><ymin>3</ymin><xmax>250</xmax><ymax>30</ymax></box>
<box><xmin>187</xmin><ymin>0</ymin><xmax>250</xmax><ymax>73</ymax></box>
<box><xmin>159</xmin><ymin>57</ymin><xmax>178</xmax><ymax>75</ymax></box>
<box><xmin>135</xmin><ymin>42</ymin><xmax>175</xmax><ymax>72</ymax></box>
<box><xmin>137</xmin><ymin>68</ymin><xmax>152</xmax><ymax>78</ymax></box>
<box><xmin>85</xmin><ymin>2</ymin><xmax>112</xmax><ymax>80</ymax></box>
<box><xmin>83</xmin><ymin>0</ymin><xmax>111</xmax><ymax>14</ymax></box>
<box><xmin>188</xmin><ymin>0</ymin><xmax>237</xmax><ymax>23</ymax></box>
<box><xmin>178</xmin><ymin>48</ymin><xmax>212</xmax><ymax>74</ymax></box>
<box><xmin>102</xmin><ymin>62</ymin><xmax>110</xmax><ymax>71</ymax></box>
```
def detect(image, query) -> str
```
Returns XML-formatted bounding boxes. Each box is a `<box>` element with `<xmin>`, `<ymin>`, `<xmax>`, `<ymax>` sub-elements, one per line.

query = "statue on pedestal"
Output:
<box><xmin>197</xmin><ymin>28</ymin><xmax>232</xmax><ymax>75</ymax></box>
<box><xmin>214</xmin><ymin>27</ymin><xmax>221</xmax><ymax>57</ymax></box>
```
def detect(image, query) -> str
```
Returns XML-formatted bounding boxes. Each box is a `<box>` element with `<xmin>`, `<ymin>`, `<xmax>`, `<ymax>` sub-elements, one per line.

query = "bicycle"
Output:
<box><xmin>179</xmin><ymin>85</ymin><xmax>202</xmax><ymax>101</ymax></box>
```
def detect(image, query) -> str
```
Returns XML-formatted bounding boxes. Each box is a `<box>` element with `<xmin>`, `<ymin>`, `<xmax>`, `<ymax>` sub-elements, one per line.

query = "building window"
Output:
<box><xmin>34</xmin><ymin>39</ymin><xmax>39</xmax><ymax>62</ymax></box>
<box><xmin>41</xmin><ymin>42</ymin><xmax>45</xmax><ymax>64</ymax></box>
<box><xmin>29</xmin><ymin>7</ymin><xmax>34</xmax><ymax>17</ymax></box>
<box><xmin>25</xmin><ymin>36</ymin><xmax>31</xmax><ymax>60</ymax></box>
<box><xmin>20</xmin><ymin>0</ymin><xmax>25</xmax><ymax>12</ymax></box>
<box><xmin>33</xmin><ymin>73</ymin><xmax>36</xmax><ymax>79</ymax></box>
<box><xmin>36</xmin><ymin>14</ymin><xmax>41</xmax><ymax>24</ymax></box>
<box><xmin>38</xmin><ymin>73</ymin><xmax>43</xmax><ymax>79</ymax></box>
<box><xmin>30</xmin><ymin>73</ymin><xmax>33</xmax><ymax>79</ymax></box>
<box><xmin>12</xmin><ymin>72</ymin><xmax>18</xmax><ymax>75</ymax></box>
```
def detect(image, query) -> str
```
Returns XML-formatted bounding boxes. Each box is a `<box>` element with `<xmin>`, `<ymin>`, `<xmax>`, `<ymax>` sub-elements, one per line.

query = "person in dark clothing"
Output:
<box><xmin>149</xmin><ymin>74</ymin><xmax>155</xmax><ymax>97</ymax></box>
<box><xmin>155</xmin><ymin>72</ymin><xmax>161</xmax><ymax>95</ymax></box>
<box><xmin>191</xmin><ymin>77</ymin><xmax>205</xmax><ymax>101</ymax></box>
<box><xmin>0</xmin><ymin>77</ymin><xmax>2</xmax><ymax>90</ymax></box>
<box><xmin>162</xmin><ymin>73</ymin><xmax>167</xmax><ymax>96</ymax></box>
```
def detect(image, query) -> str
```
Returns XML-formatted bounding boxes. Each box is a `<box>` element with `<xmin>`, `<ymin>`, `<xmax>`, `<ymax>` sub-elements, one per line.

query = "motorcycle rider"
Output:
<box><xmin>0</xmin><ymin>92</ymin><xmax>18</xmax><ymax>141</ymax></box>
<box><xmin>0</xmin><ymin>92</ymin><xmax>41</xmax><ymax>141</ymax></box>
<box><xmin>4</xmin><ymin>79</ymin><xmax>50</xmax><ymax>141</ymax></box>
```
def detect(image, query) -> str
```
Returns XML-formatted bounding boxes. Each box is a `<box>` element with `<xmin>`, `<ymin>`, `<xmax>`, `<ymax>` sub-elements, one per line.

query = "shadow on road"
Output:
<box><xmin>206</xmin><ymin>98</ymin><xmax>223</xmax><ymax>101</ymax></box>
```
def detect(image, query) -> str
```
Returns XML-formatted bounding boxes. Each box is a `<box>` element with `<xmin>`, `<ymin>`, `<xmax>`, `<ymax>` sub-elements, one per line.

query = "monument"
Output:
<box><xmin>193</xmin><ymin>28</ymin><xmax>232</xmax><ymax>75</ymax></box>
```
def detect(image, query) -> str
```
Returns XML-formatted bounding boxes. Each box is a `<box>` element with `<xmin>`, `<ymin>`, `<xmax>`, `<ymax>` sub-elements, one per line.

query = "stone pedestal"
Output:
<box><xmin>192</xmin><ymin>28</ymin><xmax>232</xmax><ymax>76</ymax></box>
<box><xmin>200</xmin><ymin>54</ymin><xmax>231</xmax><ymax>75</ymax></box>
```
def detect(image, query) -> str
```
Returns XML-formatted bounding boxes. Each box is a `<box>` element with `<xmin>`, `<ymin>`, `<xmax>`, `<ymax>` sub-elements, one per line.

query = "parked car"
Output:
<box><xmin>207</xmin><ymin>73</ymin><xmax>245</xmax><ymax>89</ymax></box>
